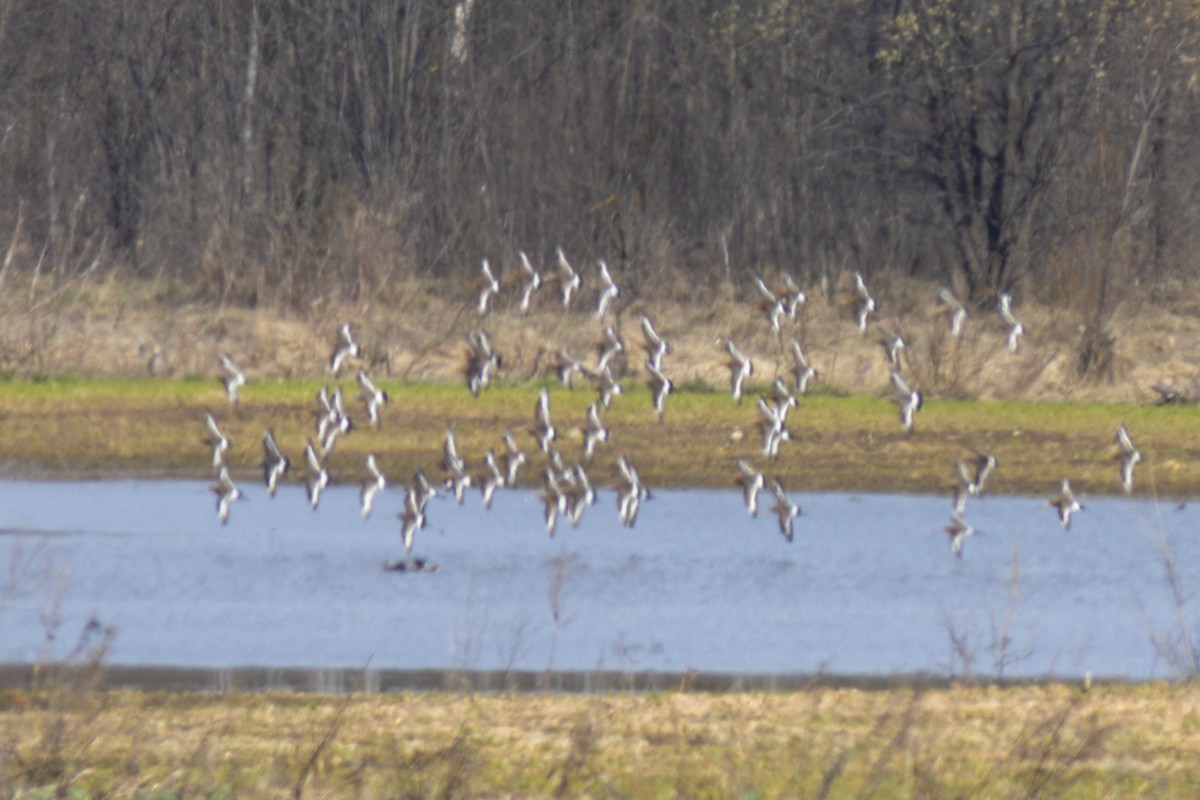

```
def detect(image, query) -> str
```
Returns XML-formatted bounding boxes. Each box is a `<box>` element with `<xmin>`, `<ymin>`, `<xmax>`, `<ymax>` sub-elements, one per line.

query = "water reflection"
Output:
<box><xmin>0</xmin><ymin>479</ymin><xmax>1197</xmax><ymax>680</ymax></box>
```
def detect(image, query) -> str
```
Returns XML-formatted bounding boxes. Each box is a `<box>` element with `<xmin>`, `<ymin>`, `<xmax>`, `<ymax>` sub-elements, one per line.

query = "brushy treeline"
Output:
<box><xmin>0</xmin><ymin>0</ymin><xmax>1196</xmax><ymax>314</ymax></box>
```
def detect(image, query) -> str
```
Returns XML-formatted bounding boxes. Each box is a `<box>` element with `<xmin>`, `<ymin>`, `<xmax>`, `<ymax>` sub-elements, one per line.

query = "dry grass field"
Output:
<box><xmin>2</xmin><ymin>681</ymin><xmax>1200</xmax><ymax>798</ymax></box>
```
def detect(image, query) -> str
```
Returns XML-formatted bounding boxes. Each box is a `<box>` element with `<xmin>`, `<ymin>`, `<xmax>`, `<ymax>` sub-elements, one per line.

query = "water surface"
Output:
<box><xmin>1</xmin><ymin>479</ymin><xmax>1197</xmax><ymax>680</ymax></box>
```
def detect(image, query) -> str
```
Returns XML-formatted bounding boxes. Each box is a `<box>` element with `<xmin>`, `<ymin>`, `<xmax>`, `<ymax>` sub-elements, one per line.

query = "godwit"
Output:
<box><xmin>556</xmin><ymin>247</ymin><xmax>582</xmax><ymax>308</ymax></box>
<box><xmin>753</xmin><ymin>274</ymin><xmax>787</xmax><ymax>336</ymax></box>
<box><xmin>398</xmin><ymin>485</ymin><xmax>426</xmax><ymax>553</ymax></box>
<box><xmin>734</xmin><ymin>458</ymin><xmax>765</xmax><ymax>517</ymax></box>
<box><xmin>956</xmin><ymin>451</ymin><xmax>998</xmax><ymax>497</ymax></box>
<box><xmin>477</xmin><ymin>258</ymin><xmax>501</xmax><ymax>315</ymax></box>
<box><xmin>304</xmin><ymin>439</ymin><xmax>330</xmax><ymax>510</ymax></box>
<box><xmin>211</xmin><ymin>466</ymin><xmax>245</xmax><ymax>525</ymax></box>
<box><xmin>499</xmin><ymin>430</ymin><xmax>527</xmax><ymax>486</ymax></box>
<box><xmin>1114</xmin><ymin>422</ymin><xmax>1142</xmax><ymax>494</ymax></box>
<box><xmin>853</xmin><ymin>272</ymin><xmax>876</xmax><ymax>335</ymax></box>
<box><xmin>582</xmin><ymin>401</ymin><xmax>610</xmax><ymax>460</ymax></box>
<box><xmin>790</xmin><ymin>339</ymin><xmax>818</xmax><ymax>396</ymax></box>
<box><xmin>218</xmin><ymin>353</ymin><xmax>246</xmax><ymax>405</ymax></box>
<box><xmin>595</xmin><ymin>260</ymin><xmax>620</xmax><ymax>320</ymax></box>
<box><xmin>1048</xmin><ymin>479</ymin><xmax>1083</xmax><ymax>529</ymax></box>
<box><xmin>724</xmin><ymin>337</ymin><xmax>753</xmax><ymax>404</ymax></box>
<box><xmin>360</xmin><ymin>452</ymin><xmax>387</xmax><ymax>519</ymax></box>
<box><xmin>329</xmin><ymin>323</ymin><xmax>362</xmax><ymax>376</ymax></box>
<box><xmin>595</xmin><ymin>325</ymin><xmax>625</xmax><ymax>375</ymax></box>
<box><xmin>640</xmin><ymin>313</ymin><xmax>671</xmax><ymax>370</ymax></box>
<box><xmin>943</xmin><ymin>513</ymin><xmax>975</xmax><ymax>558</ymax></box>
<box><xmin>889</xmin><ymin>370</ymin><xmax>923</xmax><ymax>432</ymax></box>
<box><xmin>517</xmin><ymin>251</ymin><xmax>542</xmax><ymax>313</ymax></box>
<box><xmin>937</xmin><ymin>287</ymin><xmax>968</xmax><ymax>337</ymax></box>
<box><xmin>645</xmin><ymin>359</ymin><xmax>673</xmax><ymax>423</ymax></box>
<box><xmin>203</xmin><ymin>412</ymin><xmax>230</xmax><ymax>473</ymax></box>
<box><xmin>998</xmin><ymin>293</ymin><xmax>1025</xmax><ymax>353</ymax></box>
<box><xmin>260</xmin><ymin>428</ymin><xmax>290</xmax><ymax>497</ymax></box>
<box><xmin>769</xmin><ymin>477</ymin><xmax>799</xmax><ymax>542</ymax></box>
<box><xmin>356</xmin><ymin>367</ymin><xmax>389</xmax><ymax>427</ymax></box>
<box><xmin>478</xmin><ymin>449</ymin><xmax>505</xmax><ymax>509</ymax></box>
<box><xmin>615</xmin><ymin>455</ymin><xmax>650</xmax><ymax>527</ymax></box>
<box><xmin>532</xmin><ymin>387</ymin><xmax>556</xmax><ymax>453</ymax></box>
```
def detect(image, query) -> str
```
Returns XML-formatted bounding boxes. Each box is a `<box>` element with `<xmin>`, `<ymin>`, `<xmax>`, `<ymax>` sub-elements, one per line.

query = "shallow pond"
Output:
<box><xmin>1</xmin><ymin>479</ymin><xmax>1198</xmax><ymax>681</ymax></box>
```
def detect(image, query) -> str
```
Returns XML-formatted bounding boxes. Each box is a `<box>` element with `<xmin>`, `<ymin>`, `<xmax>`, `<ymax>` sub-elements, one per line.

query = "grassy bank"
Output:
<box><xmin>1</xmin><ymin>682</ymin><xmax>1198</xmax><ymax>798</ymax></box>
<box><xmin>0</xmin><ymin>376</ymin><xmax>1197</xmax><ymax>496</ymax></box>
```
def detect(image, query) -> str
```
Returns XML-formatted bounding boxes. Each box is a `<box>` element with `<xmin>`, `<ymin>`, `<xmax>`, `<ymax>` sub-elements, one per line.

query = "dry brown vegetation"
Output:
<box><xmin>1</xmin><ymin>682</ymin><xmax>1199</xmax><ymax>798</ymax></box>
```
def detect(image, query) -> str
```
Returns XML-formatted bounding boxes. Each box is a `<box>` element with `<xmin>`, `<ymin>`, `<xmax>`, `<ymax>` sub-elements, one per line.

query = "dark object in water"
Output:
<box><xmin>384</xmin><ymin>558</ymin><xmax>441</xmax><ymax>574</ymax></box>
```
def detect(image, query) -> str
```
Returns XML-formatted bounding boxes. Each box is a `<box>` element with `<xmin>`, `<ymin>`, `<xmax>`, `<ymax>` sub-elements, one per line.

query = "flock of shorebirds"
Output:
<box><xmin>203</xmin><ymin>251</ymin><xmax>1146</xmax><ymax>566</ymax></box>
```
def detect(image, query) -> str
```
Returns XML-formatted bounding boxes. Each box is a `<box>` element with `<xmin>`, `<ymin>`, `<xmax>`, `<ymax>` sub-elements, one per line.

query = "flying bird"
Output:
<box><xmin>1048</xmin><ymin>479</ymin><xmax>1083</xmax><ymax>529</ymax></box>
<box><xmin>734</xmin><ymin>458</ymin><xmax>765</xmax><ymax>517</ymax></box>
<box><xmin>356</xmin><ymin>367</ymin><xmax>389</xmax><ymax>427</ymax></box>
<box><xmin>556</xmin><ymin>247</ymin><xmax>582</xmax><ymax>308</ymax></box>
<box><xmin>218</xmin><ymin>353</ymin><xmax>246</xmax><ymax>405</ymax></box>
<box><xmin>360</xmin><ymin>452</ymin><xmax>387</xmax><ymax>519</ymax></box>
<box><xmin>477</xmin><ymin>258</ymin><xmax>501</xmax><ymax>315</ymax></box>
<box><xmin>260</xmin><ymin>428</ymin><xmax>291</xmax><ymax>497</ymax></box>
<box><xmin>203</xmin><ymin>412</ymin><xmax>230</xmax><ymax>473</ymax></box>
<box><xmin>724</xmin><ymin>338</ymin><xmax>753</xmax><ymax>404</ymax></box>
<box><xmin>211</xmin><ymin>466</ymin><xmax>245</xmax><ymax>525</ymax></box>
<box><xmin>595</xmin><ymin>260</ymin><xmax>620</xmax><ymax>320</ymax></box>
<box><xmin>1114</xmin><ymin>422</ymin><xmax>1142</xmax><ymax>494</ymax></box>
<box><xmin>937</xmin><ymin>287</ymin><xmax>968</xmax><ymax>337</ymax></box>
<box><xmin>943</xmin><ymin>513</ymin><xmax>975</xmax><ymax>558</ymax></box>
<box><xmin>998</xmin><ymin>293</ymin><xmax>1025</xmax><ymax>353</ymax></box>
<box><xmin>769</xmin><ymin>477</ymin><xmax>800</xmax><ymax>542</ymax></box>
<box><xmin>329</xmin><ymin>323</ymin><xmax>362</xmax><ymax>376</ymax></box>
<box><xmin>517</xmin><ymin>251</ymin><xmax>542</xmax><ymax>313</ymax></box>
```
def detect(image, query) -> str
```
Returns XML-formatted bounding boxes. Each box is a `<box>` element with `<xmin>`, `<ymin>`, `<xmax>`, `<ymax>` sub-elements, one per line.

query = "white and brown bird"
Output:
<box><xmin>464</xmin><ymin>329</ymin><xmax>501</xmax><ymax>398</ymax></box>
<box><xmin>615</xmin><ymin>455</ymin><xmax>650</xmax><ymax>527</ymax></box>
<box><xmin>1048</xmin><ymin>479</ymin><xmax>1083</xmax><ymax>529</ymax></box>
<box><xmin>1114</xmin><ymin>422</ymin><xmax>1142</xmax><ymax>494</ymax></box>
<box><xmin>789</xmin><ymin>339</ymin><xmax>818</xmax><ymax>396</ymax></box>
<box><xmin>851</xmin><ymin>272</ymin><xmax>876</xmax><ymax>335</ymax></box>
<box><xmin>734</xmin><ymin>458</ymin><xmax>765</xmax><ymax>517</ymax></box>
<box><xmin>356</xmin><ymin>367</ymin><xmax>389</xmax><ymax>428</ymax></box>
<box><xmin>211</xmin><ymin>466</ymin><xmax>245</xmax><ymax>525</ymax></box>
<box><xmin>517</xmin><ymin>251</ymin><xmax>542</xmax><ymax>313</ymax></box>
<box><xmin>595</xmin><ymin>259</ymin><xmax>620</xmax><ymax>320</ymax></box>
<box><xmin>724</xmin><ymin>338</ymin><xmax>753</xmax><ymax>404</ymax></box>
<box><xmin>556</xmin><ymin>247</ymin><xmax>582</xmax><ymax>308</ymax></box>
<box><xmin>532</xmin><ymin>387</ymin><xmax>557</xmax><ymax>454</ymax></box>
<box><xmin>936</xmin><ymin>287</ymin><xmax>968</xmax><ymax>338</ymax></box>
<box><xmin>218</xmin><ymin>353</ymin><xmax>246</xmax><ymax>405</ymax></box>
<box><xmin>998</xmin><ymin>293</ymin><xmax>1025</xmax><ymax>353</ymax></box>
<box><xmin>477</xmin><ymin>258</ymin><xmax>501</xmax><ymax>315</ymax></box>
<box><xmin>769</xmin><ymin>477</ymin><xmax>800</xmax><ymax>542</ymax></box>
<box><xmin>645</xmin><ymin>359</ymin><xmax>673</xmax><ymax>423</ymax></box>
<box><xmin>398</xmin><ymin>484</ymin><xmax>426</xmax><ymax>553</ymax></box>
<box><xmin>260</xmin><ymin>428</ymin><xmax>291</xmax><ymax>497</ymax></box>
<box><xmin>360</xmin><ymin>452</ymin><xmax>387</xmax><ymax>519</ymax></box>
<box><xmin>304</xmin><ymin>439</ymin><xmax>330</xmax><ymax>510</ymax></box>
<box><xmin>753</xmin><ymin>274</ymin><xmax>788</xmax><ymax>336</ymax></box>
<box><xmin>582</xmin><ymin>401</ymin><xmax>610</xmax><ymax>460</ymax></box>
<box><xmin>203</xmin><ymin>412</ymin><xmax>230</xmax><ymax>474</ymax></box>
<box><xmin>499</xmin><ymin>430</ymin><xmax>527</xmax><ymax>486</ymax></box>
<box><xmin>329</xmin><ymin>323</ymin><xmax>362</xmax><ymax>376</ymax></box>
<box><xmin>943</xmin><ymin>513</ymin><xmax>975</xmax><ymax>558</ymax></box>
<box><xmin>956</xmin><ymin>451</ymin><xmax>998</xmax><ymax>497</ymax></box>
<box><xmin>889</xmin><ymin>370</ymin><xmax>924</xmax><ymax>433</ymax></box>
<box><xmin>640</xmin><ymin>313</ymin><xmax>671</xmax><ymax>370</ymax></box>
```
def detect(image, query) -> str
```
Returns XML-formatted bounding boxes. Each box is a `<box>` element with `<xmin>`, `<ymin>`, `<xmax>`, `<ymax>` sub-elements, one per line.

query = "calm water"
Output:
<box><xmin>1</xmin><ymin>479</ymin><xmax>1198</xmax><ymax>680</ymax></box>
